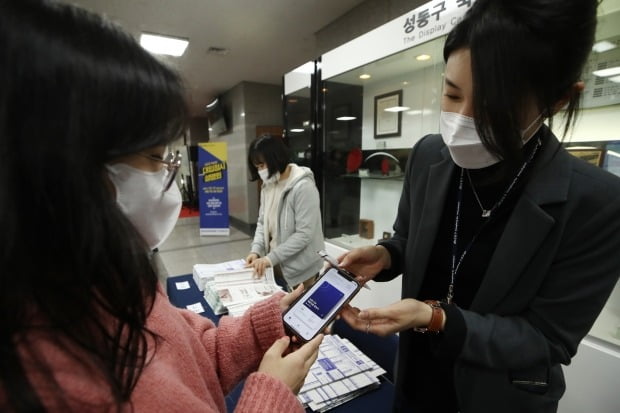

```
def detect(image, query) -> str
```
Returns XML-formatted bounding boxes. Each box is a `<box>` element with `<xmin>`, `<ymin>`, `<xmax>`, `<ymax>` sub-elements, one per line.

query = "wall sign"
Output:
<box><xmin>322</xmin><ymin>0</ymin><xmax>476</xmax><ymax>80</ymax></box>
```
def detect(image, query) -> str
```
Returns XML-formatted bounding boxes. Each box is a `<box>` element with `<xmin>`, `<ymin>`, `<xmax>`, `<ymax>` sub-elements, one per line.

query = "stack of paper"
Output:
<box><xmin>298</xmin><ymin>334</ymin><xmax>386</xmax><ymax>412</ymax></box>
<box><xmin>192</xmin><ymin>259</ymin><xmax>247</xmax><ymax>291</ymax></box>
<box><xmin>200</xmin><ymin>264</ymin><xmax>283</xmax><ymax>317</ymax></box>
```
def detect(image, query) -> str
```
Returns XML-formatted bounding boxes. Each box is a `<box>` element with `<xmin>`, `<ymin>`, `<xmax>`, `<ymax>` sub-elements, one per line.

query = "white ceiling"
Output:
<box><xmin>63</xmin><ymin>0</ymin><xmax>367</xmax><ymax>116</ymax></box>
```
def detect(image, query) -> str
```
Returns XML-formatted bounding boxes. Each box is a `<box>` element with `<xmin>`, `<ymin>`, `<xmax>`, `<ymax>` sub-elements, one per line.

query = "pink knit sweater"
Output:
<box><xmin>12</xmin><ymin>288</ymin><xmax>304</xmax><ymax>412</ymax></box>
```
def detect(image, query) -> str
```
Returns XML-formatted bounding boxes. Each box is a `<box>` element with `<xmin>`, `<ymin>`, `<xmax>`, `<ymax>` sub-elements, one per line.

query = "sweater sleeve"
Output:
<box><xmin>178</xmin><ymin>292</ymin><xmax>287</xmax><ymax>395</ymax></box>
<box><xmin>250</xmin><ymin>189</ymin><xmax>267</xmax><ymax>256</ymax></box>
<box><xmin>234</xmin><ymin>372</ymin><xmax>304</xmax><ymax>413</ymax></box>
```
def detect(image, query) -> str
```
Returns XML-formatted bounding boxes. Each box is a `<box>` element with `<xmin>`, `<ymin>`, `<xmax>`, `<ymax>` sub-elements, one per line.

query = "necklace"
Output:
<box><xmin>466</xmin><ymin>170</ymin><xmax>492</xmax><ymax>217</ymax></box>
<box><xmin>465</xmin><ymin>137</ymin><xmax>543</xmax><ymax>219</ymax></box>
<box><xmin>446</xmin><ymin>137</ymin><xmax>543</xmax><ymax>303</ymax></box>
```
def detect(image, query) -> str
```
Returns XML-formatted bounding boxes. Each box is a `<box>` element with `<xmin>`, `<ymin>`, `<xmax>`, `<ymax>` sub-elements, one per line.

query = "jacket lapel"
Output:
<box><xmin>471</xmin><ymin>131</ymin><xmax>571</xmax><ymax>311</ymax></box>
<box><xmin>409</xmin><ymin>147</ymin><xmax>455</xmax><ymax>295</ymax></box>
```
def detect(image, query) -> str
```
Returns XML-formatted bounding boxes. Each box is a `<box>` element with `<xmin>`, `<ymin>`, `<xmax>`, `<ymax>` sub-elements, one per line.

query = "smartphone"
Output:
<box><xmin>282</xmin><ymin>267</ymin><xmax>362</xmax><ymax>343</ymax></box>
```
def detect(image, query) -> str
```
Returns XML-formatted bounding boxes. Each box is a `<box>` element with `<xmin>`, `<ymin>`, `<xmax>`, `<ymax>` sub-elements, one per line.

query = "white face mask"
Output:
<box><xmin>439</xmin><ymin>111</ymin><xmax>542</xmax><ymax>169</ymax></box>
<box><xmin>107</xmin><ymin>163</ymin><xmax>182</xmax><ymax>249</ymax></box>
<box><xmin>258</xmin><ymin>168</ymin><xmax>279</xmax><ymax>185</ymax></box>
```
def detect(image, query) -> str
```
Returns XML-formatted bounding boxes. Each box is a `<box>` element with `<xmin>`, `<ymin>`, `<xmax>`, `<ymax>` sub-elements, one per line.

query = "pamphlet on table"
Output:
<box><xmin>298</xmin><ymin>334</ymin><xmax>386</xmax><ymax>412</ymax></box>
<box><xmin>193</xmin><ymin>260</ymin><xmax>283</xmax><ymax>317</ymax></box>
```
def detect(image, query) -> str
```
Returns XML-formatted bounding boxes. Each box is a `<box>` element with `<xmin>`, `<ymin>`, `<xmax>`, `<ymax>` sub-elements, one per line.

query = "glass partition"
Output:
<box><xmin>317</xmin><ymin>2</ymin><xmax>620</xmax><ymax>348</ymax></box>
<box><xmin>321</xmin><ymin>36</ymin><xmax>446</xmax><ymax>247</ymax></box>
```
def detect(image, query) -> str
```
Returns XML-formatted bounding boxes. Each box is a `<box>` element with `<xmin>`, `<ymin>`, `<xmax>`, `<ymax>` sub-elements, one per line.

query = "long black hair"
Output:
<box><xmin>0</xmin><ymin>0</ymin><xmax>187</xmax><ymax>410</ymax></box>
<box><xmin>444</xmin><ymin>0</ymin><xmax>598</xmax><ymax>168</ymax></box>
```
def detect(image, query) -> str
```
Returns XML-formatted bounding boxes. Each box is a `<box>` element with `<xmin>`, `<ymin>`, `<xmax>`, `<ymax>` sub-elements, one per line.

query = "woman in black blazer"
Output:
<box><xmin>339</xmin><ymin>1</ymin><xmax>620</xmax><ymax>412</ymax></box>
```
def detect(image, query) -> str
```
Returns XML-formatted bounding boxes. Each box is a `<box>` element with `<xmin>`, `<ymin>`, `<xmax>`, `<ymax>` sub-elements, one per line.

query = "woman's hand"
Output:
<box><xmin>245</xmin><ymin>256</ymin><xmax>270</xmax><ymax>278</ymax></box>
<box><xmin>258</xmin><ymin>334</ymin><xmax>323</xmax><ymax>394</ymax></box>
<box><xmin>339</xmin><ymin>299</ymin><xmax>434</xmax><ymax>336</ymax></box>
<box><xmin>245</xmin><ymin>253</ymin><xmax>259</xmax><ymax>264</ymax></box>
<box><xmin>338</xmin><ymin>245</ymin><xmax>391</xmax><ymax>285</ymax></box>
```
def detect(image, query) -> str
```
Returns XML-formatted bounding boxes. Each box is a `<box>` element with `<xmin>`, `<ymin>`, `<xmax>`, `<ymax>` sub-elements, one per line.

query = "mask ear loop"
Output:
<box><xmin>521</xmin><ymin>113</ymin><xmax>544</xmax><ymax>143</ymax></box>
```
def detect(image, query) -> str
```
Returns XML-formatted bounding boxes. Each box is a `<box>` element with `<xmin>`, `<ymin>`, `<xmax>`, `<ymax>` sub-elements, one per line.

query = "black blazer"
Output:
<box><xmin>378</xmin><ymin>129</ymin><xmax>620</xmax><ymax>412</ymax></box>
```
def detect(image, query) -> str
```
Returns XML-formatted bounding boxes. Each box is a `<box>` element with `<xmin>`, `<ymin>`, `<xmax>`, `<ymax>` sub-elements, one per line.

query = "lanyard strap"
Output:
<box><xmin>447</xmin><ymin>137</ymin><xmax>542</xmax><ymax>304</ymax></box>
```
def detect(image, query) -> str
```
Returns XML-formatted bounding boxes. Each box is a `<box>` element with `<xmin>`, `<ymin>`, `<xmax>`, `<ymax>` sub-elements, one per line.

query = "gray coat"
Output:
<box><xmin>251</xmin><ymin>164</ymin><xmax>324</xmax><ymax>287</ymax></box>
<box><xmin>377</xmin><ymin>129</ymin><xmax>620</xmax><ymax>412</ymax></box>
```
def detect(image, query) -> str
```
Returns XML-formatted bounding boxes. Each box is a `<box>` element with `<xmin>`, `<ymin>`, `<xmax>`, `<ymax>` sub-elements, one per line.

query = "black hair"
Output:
<box><xmin>247</xmin><ymin>134</ymin><xmax>292</xmax><ymax>181</ymax></box>
<box><xmin>443</xmin><ymin>0</ymin><xmax>598</xmax><ymax>168</ymax></box>
<box><xmin>0</xmin><ymin>0</ymin><xmax>187</xmax><ymax>410</ymax></box>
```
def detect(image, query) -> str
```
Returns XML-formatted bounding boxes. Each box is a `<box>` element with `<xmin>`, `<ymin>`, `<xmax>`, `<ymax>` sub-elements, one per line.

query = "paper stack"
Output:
<box><xmin>298</xmin><ymin>334</ymin><xmax>386</xmax><ymax>412</ymax></box>
<box><xmin>199</xmin><ymin>263</ymin><xmax>283</xmax><ymax>317</ymax></box>
<box><xmin>193</xmin><ymin>259</ymin><xmax>247</xmax><ymax>291</ymax></box>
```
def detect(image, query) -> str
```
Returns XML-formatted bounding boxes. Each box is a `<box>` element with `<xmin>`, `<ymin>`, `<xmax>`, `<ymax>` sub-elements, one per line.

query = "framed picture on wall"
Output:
<box><xmin>566</xmin><ymin>147</ymin><xmax>604</xmax><ymax>167</ymax></box>
<box><xmin>374</xmin><ymin>90</ymin><xmax>402</xmax><ymax>139</ymax></box>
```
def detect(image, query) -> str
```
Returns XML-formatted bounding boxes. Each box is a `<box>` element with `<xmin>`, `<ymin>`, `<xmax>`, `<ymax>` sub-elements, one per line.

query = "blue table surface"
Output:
<box><xmin>166</xmin><ymin>274</ymin><xmax>395</xmax><ymax>413</ymax></box>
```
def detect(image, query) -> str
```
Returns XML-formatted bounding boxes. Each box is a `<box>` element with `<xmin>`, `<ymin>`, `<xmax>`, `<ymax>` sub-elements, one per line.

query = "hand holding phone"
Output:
<box><xmin>282</xmin><ymin>267</ymin><xmax>361</xmax><ymax>342</ymax></box>
<box><xmin>318</xmin><ymin>249</ymin><xmax>371</xmax><ymax>290</ymax></box>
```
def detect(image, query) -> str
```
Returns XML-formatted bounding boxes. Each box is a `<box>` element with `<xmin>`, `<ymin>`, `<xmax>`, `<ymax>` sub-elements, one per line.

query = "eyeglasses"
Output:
<box><xmin>139</xmin><ymin>150</ymin><xmax>182</xmax><ymax>192</ymax></box>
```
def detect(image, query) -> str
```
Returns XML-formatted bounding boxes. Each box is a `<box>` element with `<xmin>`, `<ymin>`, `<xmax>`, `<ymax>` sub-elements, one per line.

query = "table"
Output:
<box><xmin>166</xmin><ymin>274</ymin><xmax>395</xmax><ymax>413</ymax></box>
<box><xmin>166</xmin><ymin>273</ymin><xmax>220</xmax><ymax>323</ymax></box>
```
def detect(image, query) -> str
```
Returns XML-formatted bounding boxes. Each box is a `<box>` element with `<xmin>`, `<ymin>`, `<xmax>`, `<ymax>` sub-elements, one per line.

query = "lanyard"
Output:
<box><xmin>448</xmin><ymin>169</ymin><xmax>486</xmax><ymax>304</ymax></box>
<box><xmin>447</xmin><ymin>137</ymin><xmax>542</xmax><ymax>304</ymax></box>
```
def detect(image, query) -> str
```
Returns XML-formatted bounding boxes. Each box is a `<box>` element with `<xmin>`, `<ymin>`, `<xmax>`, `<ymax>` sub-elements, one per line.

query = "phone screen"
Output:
<box><xmin>283</xmin><ymin>267</ymin><xmax>360</xmax><ymax>342</ymax></box>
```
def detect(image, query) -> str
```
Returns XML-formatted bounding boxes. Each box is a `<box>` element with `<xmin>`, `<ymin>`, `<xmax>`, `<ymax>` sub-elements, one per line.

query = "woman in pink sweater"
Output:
<box><xmin>0</xmin><ymin>1</ymin><xmax>321</xmax><ymax>411</ymax></box>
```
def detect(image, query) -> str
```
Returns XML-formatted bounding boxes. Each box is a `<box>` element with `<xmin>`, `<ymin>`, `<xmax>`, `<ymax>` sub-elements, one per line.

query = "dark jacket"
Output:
<box><xmin>377</xmin><ymin>129</ymin><xmax>620</xmax><ymax>412</ymax></box>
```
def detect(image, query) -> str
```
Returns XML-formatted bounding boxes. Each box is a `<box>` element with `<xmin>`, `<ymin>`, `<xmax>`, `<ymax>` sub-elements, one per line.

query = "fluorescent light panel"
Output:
<box><xmin>609</xmin><ymin>75</ymin><xmax>620</xmax><ymax>83</ymax></box>
<box><xmin>336</xmin><ymin>116</ymin><xmax>357</xmax><ymax>121</ymax></box>
<box><xmin>384</xmin><ymin>106</ymin><xmax>410</xmax><ymax>112</ymax></box>
<box><xmin>140</xmin><ymin>33</ymin><xmax>188</xmax><ymax>57</ymax></box>
<box><xmin>592</xmin><ymin>66</ymin><xmax>620</xmax><ymax>77</ymax></box>
<box><xmin>592</xmin><ymin>40</ymin><xmax>617</xmax><ymax>53</ymax></box>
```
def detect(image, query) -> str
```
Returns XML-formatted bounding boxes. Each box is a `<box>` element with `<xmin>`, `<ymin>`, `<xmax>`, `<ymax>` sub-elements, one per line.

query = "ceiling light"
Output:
<box><xmin>592</xmin><ymin>66</ymin><xmax>620</xmax><ymax>77</ymax></box>
<box><xmin>140</xmin><ymin>33</ymin><xmax>188</xmax><ymax>57</ymax></box>
<box><xmin>592</xmin><ymin>40</ymin><xmax>617</xmax><ymax>53</ymax></box>
<box><xmin>402</xmin><ymin>81</ymin><xmax>409</xmax><ymax>85</ymax></box>
<box><xmin>609</xmin><ymin>75</ymin><xmax>620</xmax><ymax>83</ymax></box>
<box><xmin>406</xmin><ymin>109</ymin><xmax>433</xmax><ymax>116</ymax></box>
<box><xmin>290</xmin><ymin>128</ymin><xmax>304</xmax><ymax>133</ymax></box>
<box><xmin>416</xmin><ymin>54</ymin><xmax>431</xmax><ymax>61</ymax></box>
<box><xmin>384</xmin><ymin>106</ymin><xmax>410</xmax><ymax>112</ymax></box>
<box><xmin>359</xmin><ymin>74</ymin><xmax>371</xmax><ymax>79</ymax></box>
<box><xmin>336</xmin><ymin>116</ymin><xmax>357</xmax><ymax>121</ymax></box>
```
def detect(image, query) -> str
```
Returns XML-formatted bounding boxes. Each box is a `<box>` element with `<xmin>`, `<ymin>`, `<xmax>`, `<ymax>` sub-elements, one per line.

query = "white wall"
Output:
<box><xmin>559</xmin><ymin>336</ymin><xmax>620</xmax><ymax>413</ymax></box>
<box><xmin>553</xmin><ymin>104</ymin><xmax>620</xmax><ymax>143</ymax></box>
<box><xmin>360</xmin><ymin>65</ymin><xmax>442</xmax><ymax>151</ymax></box>
<box><xmin>214</xmin><ymin>82</ymin><xmax>282</xmax><ymax>226</ymax></box>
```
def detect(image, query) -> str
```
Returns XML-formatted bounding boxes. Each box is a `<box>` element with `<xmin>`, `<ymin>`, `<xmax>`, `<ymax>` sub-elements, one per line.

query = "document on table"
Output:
<box><xmin>192</xmin><ymin>259</ymin><xmax>247</xmax><ymax>291</ymax></box>
<box><xmin>298</xmin><ymin>334</ymin><xmax>386</xmax><ymax>412</ymax></box>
